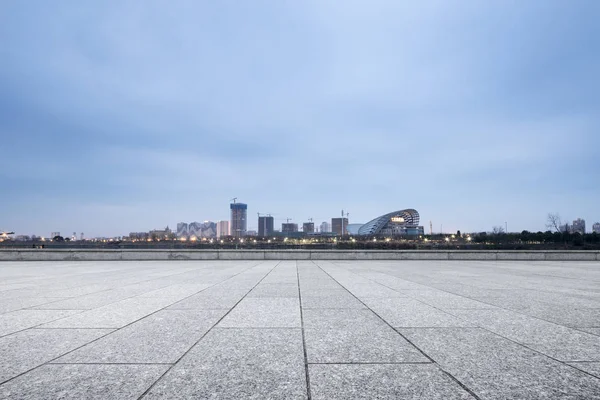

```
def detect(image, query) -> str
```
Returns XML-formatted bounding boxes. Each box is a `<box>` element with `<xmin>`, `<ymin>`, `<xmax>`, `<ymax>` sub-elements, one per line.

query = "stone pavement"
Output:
<box><xmin>0</xmin><ymin>260</ymin><xmax>599</xmax><ymax>399</ymax></box>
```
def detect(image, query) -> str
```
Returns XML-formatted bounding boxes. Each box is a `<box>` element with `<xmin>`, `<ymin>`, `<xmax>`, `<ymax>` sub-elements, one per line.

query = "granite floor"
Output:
<box><xmin>0</xmin><ymin>260</ymin><xmax>599</xmax><ymax>399</ymax></box>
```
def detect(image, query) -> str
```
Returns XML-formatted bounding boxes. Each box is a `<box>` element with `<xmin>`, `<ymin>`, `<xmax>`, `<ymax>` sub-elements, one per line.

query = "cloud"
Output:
<box><xmin>1</xmin><ymin>0</ymin><xmax>599</xmax><ymax>236</ymax></box>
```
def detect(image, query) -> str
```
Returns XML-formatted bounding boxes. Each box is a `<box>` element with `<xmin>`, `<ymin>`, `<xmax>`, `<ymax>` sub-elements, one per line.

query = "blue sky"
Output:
<box><xmin>1</xmin><ymin>0</ymin><xmax>599</xmax><ymax>237</ymax></box>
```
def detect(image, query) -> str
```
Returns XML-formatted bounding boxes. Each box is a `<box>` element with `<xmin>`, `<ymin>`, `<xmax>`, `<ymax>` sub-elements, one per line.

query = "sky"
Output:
<box><xmin>1</xmin><ymin>0</ymin><xmax>599</xmax><ymax>237</ymax></box>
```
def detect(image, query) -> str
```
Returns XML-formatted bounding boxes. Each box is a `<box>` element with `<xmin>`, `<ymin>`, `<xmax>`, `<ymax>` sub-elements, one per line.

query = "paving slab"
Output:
<box><xmin>167</xmin><ymin>289</ymin><xmax>248</xmax><ymax>309</ymax></box>
<box><xmin>136</xmin><ymin>283</ymin><xmax>213</xmax><ymax>299</ymax></box>
<box><xmin>247</xmin><ymin>283</ymin><xmax>299</xmax><ymax>298</ymax></box>
<box><xmin>302</xmin><ymin>309</ymin><xmax>387</xmax><ymax>330</ymax></box>
<box><xmin>401</xmin><ymin>327</ymin><xmax>600</xmax><ymax>399</ymax></box>
<box><xmin>0</xmin><ymin>309</ymin><xmax>81</xmax><ymax>337</ymax></box>
<box><xmin>0</xmin><ymin>328</ymin><xmax>112</xmax><ymax>383</ymax></box>
<box><xmin>301</xmin><ymin>294</ymin><xmax>366</xmax><ymax>309</ymax></box>
<box><xmin>343</xmin><ymin>283</ymin><xmax>408</xmax><ymax>298</ymax></box>
<box><xmin>0</xmin><ymin>364</ymin><xmax>169</xmax><ymax>400</ymax></box>
<box><xmin>1</xmin><ymin>260</ymin><xmax>600</xmax><ymax>399</ymax></box>
<box><xmin>305</xmin><ymin>327</ymin><xmax>427</xmax><ymax>363</ymax></box>
<box><xmin>448</xmin><ymin>308</ymin><xmax>600</xmax><ymax>361</ymax></box>
<box><xmin>55</xmin><ymin>310</ymin><xmax>226</xmax><ymax>363</ymax></box>
<box><xmin>144</xmin><ymin>328</ymin><xmax>307</xmax><ymax>399</ymax></box>
<box><xmin>361</xmin><ymin>297</ymin><xmax>474</xmax><ymax>328</ymax></box>
<box><xmin>40</xmin><ymin>298</ymin><xmax>174</xmax><ymax>329</ymax></box>
<box><xmin>568</xmin><ymin>362</ymin><xmax>600</xmax><ymax>378</ymax></box>
<box><xmin>0</xmin><ymin>297</ymin><xmax>63</xmax><ymax>314</ymax></box>
<box><xmin>309</xmin><ymin>364</ymin><xmax>475</xmax><ymax>400</ymax></box>
<box><xmin>218</xmin><ymin>297</ymin><xmax>301</xmax><ymax>328</ymax></box>
<box><xmin>401</xmin><ymin>290</ymin><xmax>497</xmax><ymax>309</ymax></box>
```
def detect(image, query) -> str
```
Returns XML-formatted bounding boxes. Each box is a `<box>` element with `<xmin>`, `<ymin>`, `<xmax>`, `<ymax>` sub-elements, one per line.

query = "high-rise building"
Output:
<box><xmin>51</xmin><ymin>232</ymin><xmax>60</xmax><ymax>238</ymax></box>
<box><xmin>572</xmin><ymin>218</ymin><xmax>586</xmax><ymax>234</ymax></box>
<box><xmin>282</xmin><ymin>223</ymin><xmax>298</xmax><ymax>233</ymax></box>
<box><xmin>189</xmin><ymin>221</ymin><xmax>217</xmax><ymax>238</ymax></box>
<box><xmin>331</xmin><ymin>218</ymin><xmax>348</xmax><ymax>236</ymax></box>
<box><xmin>176</xmin><ymin>222</ymin><xmax>189</xmax><ymax>238</ymax></box>
<box><xmin>258</xmin><ymin>216</ymin><xmax>274</xmax><ymax>237</ymax></box>
<box><xmin>217</xmin><ymin>221</ymin><xmax>230</xmax><ymax>238</ymax></box>
<box><xmin>593</xmin><ymin>222</ymin><xmax>600</xmax><ymax>234</ymax></box>
<box><xmin>230</xmin><ymin>202</ymin><xmax>247</xmax><ymax>237</ymax></box>
<box><xmin>302</xmin><ymin>222</ymin><xmax>315</xmax><ymax>233</ymax></box>
<box><xmin>320</xmin><ymin>222</ymin><xmax>331</xmax><ymax>233</ymax></box>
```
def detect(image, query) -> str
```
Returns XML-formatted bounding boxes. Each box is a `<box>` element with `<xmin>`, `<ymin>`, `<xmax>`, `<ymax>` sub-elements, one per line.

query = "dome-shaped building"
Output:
<box><xmin>356</xmin><ymin>209</ymin><xmax>424</xmax><ymax>237</ymax></box>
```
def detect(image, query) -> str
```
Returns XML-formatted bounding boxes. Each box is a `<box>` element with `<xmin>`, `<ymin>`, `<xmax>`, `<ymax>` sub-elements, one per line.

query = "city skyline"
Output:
<box><xmin>6</xmin><ymin>207</ymin><xmax>600</xmax><ymax>239</ymax></box>
<box><xmin>1</xmin><ymin>1</ymin><xmax>599</xmax><ymax>237</ymax></box>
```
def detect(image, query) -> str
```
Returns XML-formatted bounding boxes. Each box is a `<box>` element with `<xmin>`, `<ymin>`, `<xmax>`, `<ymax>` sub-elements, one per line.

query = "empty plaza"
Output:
<box><xmin>0</xmin><ymin>260</ymin><xmax>599</xmax><ymax>399</ymax></box>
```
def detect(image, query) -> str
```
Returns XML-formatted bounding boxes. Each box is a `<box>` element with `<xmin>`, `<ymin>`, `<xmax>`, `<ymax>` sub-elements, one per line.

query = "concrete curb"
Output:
<box><xmin>0</xmin><ymin>249</ymin><xmax>599</xmax><ymax>261</ymax></box>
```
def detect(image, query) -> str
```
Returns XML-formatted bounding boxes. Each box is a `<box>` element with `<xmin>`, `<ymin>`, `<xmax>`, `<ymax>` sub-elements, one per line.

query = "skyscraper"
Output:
<box><xmin>217</xmin><ymin>220</ymin><xmax>230</xmax><ymax>238</ymax></box>
<box><xmin>593</xmin><ymin>222</ymin><xmax>600</xmax><ymax>234</ymax></box>
<box><xmin>282</xmin><ymin>223</ymin><xmax>298</xmax><ymax>233</ymax></box>
<box><xmin>230</xmin><ymin>202</ymin><xmax>247</xmax><ymax>237</ymax></box>
<box><xmin>320</xmin><ymin>221</ymin><xmax>331</xmax><ymax>233</ymax></box>
<box><xmin>258</xmin><ymin>216</ymin><xmax>274</xmax><ymax>237</ymax></box>
<box><xmin>332</xmin><ymin>218</ymin><xmax>348</xmax><ymax>236</ymax></box>
<box><xmin>176</xmin><ymin>222</ymin><xmax>189</xmax><ymax>238</ymax></box>
<box><xmin>572</xmin><ymin>218</ymin><xmax>586</xmax><ymax>234</ymax></box>
<box><xmin>302</xmin><ymin>222</ymin><xmax>314</xmax><ymax>233</ymax></box>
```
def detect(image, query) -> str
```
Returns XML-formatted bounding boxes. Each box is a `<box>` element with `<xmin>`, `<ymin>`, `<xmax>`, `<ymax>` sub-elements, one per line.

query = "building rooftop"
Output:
<box><xmin>0</xmin><ymin>260</ymin><xmax>599</xmax><ymax>398</ymax></box>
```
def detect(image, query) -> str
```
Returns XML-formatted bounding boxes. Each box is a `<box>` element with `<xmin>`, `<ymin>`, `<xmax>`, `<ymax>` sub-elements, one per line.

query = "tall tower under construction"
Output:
<box><xmin>230</xmin><ymin>202</ymin><xmax>247</xmax><ymax>238</ymax></box>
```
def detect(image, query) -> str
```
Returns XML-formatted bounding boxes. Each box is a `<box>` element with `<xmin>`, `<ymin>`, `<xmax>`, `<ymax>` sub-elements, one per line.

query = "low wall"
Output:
<box><xmin>0</xmin><ymin>249</ymin><xmax>599</xmax><ymax>261</ymax></box>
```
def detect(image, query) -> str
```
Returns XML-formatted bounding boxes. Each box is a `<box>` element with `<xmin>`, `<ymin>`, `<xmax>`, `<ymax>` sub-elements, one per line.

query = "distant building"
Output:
<box><xmin>246</xmin><ymin>230</ymin><xmax>258</xmax><ymax>236</ymax></box>
<box><xmin>188</xmin><ymin>221</ymin><xmax>216</xmax><ymax>238</ymax></box>
<box><xmin>559</xmin><ymin>223</ymin><xmax>571</xmax><ymax>233</ymax></box>
<box><xmin>593</xmin><ymin>222</ymin><xmax>600</xmax><ymax>234</ymax></box>
<box><xmin>217</xmin><ymin>221</ymin><xmax>230</xmax><ymax>238</ymax></box>
<box><xmin>149</xmin><ymin>226</ymin><xmax>172</xmax><ymax>239</ymax></box>
<box><xmin>354</xmin><ymin>209</ymin><xmax>425</xmax><ymax>237</ymax></box>
<box><xmin>346</xmin><ymin>223</ymin><xmax>364</xmax><ymax>235</ymax></box>
<box><xmin>302</xmin><ymin>222</ymin><xmax>314</xmax><ymax>233</ymax></box>
<box><xmin>129</xmin><ymin>232</ymin><xmax>149</xmax><ymax>240</ymax></box>
<box><xmin>230</xmin><ymin>203</ymin><xmax>247</xmax><ymax>237</ymax></box>
<box><xmin>51</xmin><ymin>232</ymin><xmax>60</xmax><ymax>238</ymax></box>
<box><xmin>176</xmin><ymin>222</ymin><xmax>189</xmax><ymax>238</ymax></box>
<box><xmin>572</xmin><ymin>218</ymin><xmax>586</xmax><ymax>234</ymax></box>
<box><xmin>282</xmin><ymin>223</ymin><xmax>298</xmax><ymax>233</ymax></box>
<box><xmin>331</xmin><ymin>218</ymin><xmax>348</xmax><ymax>236</ymax></box>
<box><xmin>319</xmin><ymin>222</ymin><xmax>331</xmax><ymax>233</ymax></box>
<box><xmin>258</xmin><ymin>216</ymin><xmax>274</xmax><ymax>237</ymax></box>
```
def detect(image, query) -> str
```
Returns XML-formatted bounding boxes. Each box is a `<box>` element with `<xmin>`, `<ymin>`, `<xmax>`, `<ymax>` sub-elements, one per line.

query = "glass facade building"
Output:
<box><xmin>356</xmin><ymin>209</ymin><xmax>424</xmax><ymax>237</ymax></box>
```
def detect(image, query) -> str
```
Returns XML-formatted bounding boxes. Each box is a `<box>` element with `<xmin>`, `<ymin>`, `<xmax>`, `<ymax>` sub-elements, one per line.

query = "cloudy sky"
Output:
<box><xmin>1</xmin><ymin>1</ymin><xmax>599</xmax><ymax>237</ymax></box>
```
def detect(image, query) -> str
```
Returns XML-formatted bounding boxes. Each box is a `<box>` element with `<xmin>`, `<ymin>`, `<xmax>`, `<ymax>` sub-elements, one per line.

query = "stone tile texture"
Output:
<box><xmin>0</xmin><ymin>259</ymin><xmax>599</xmax><ymax>399</ymax></box>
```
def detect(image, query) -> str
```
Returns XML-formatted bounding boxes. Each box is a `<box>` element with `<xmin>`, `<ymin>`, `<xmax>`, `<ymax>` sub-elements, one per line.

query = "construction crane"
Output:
<box><xmin>230</xmin><ymin>197</ymin><xmax>237</xmax><ymax>204</ymax></box>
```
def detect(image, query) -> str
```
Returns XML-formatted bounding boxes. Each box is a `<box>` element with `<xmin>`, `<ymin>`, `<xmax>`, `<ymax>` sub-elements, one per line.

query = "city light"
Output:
<box><xmin>445</xmin><ymin>237</ymin><xmax>450</xmax><ymax>242</ymax></box>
